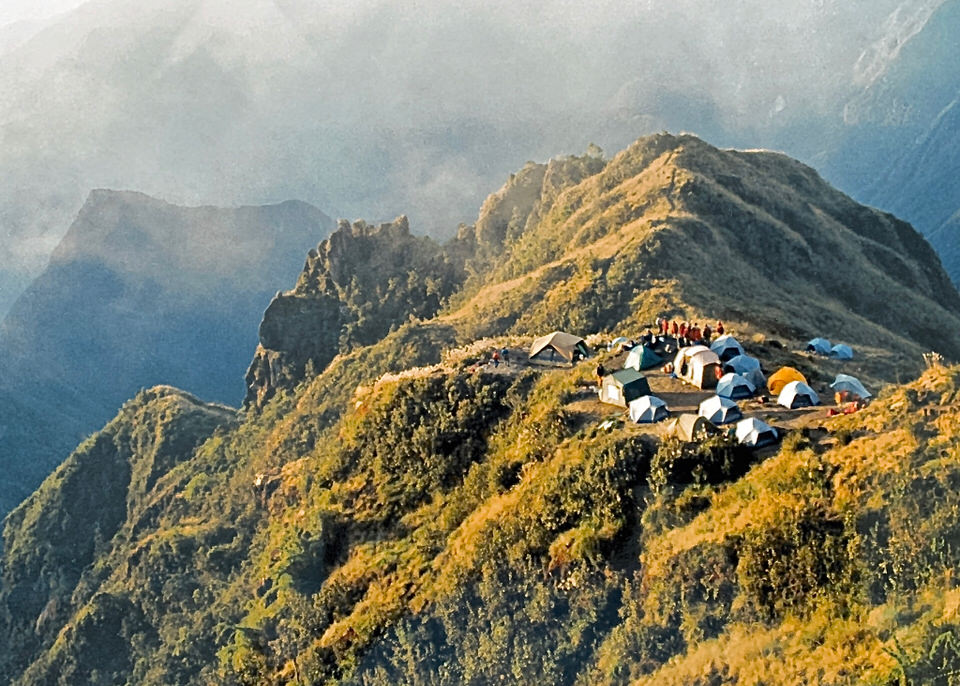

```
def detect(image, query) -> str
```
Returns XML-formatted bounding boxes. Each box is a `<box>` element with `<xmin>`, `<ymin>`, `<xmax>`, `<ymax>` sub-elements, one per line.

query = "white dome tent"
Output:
<box><xmin>698</xmin><ymin>395</ymin><xmax>742</xmax><ymax>424</ymax></box>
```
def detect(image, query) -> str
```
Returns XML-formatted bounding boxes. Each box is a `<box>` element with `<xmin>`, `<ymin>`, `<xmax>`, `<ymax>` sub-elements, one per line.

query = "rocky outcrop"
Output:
<box><xmin>244</xmin><ymin>216</ymin><xmax>465</xmax><ymax>409</ymax></box>
<box><xmin>456</xmin><ymin>152</ymin><xmax>606</xmax><ymax>262</ymax></box>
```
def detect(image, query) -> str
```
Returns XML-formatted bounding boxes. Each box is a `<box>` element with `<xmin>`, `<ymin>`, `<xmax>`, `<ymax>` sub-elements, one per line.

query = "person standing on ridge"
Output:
<box><xmin>492</xmin><ymin>350</ymin><xmax>500</xmax><ymax>368</ymax></box>
<box><xmin>679</xmin><ymin>321</ymin><xmax>688</xmax><ymax>346</ymax></box>
<box><xmin>671</xmin><ymin>320</ymin><xmax>679</xmax><ymax>339</ymax></box>
<box><xmin>702</xmin><ymin>323</ymin><xmax>712</xmax><ymax>343</ymax></box>
<box><xmin>596</xmin><ymin>362</ymin><xmax>607</xmax><ymax>386</ymax></box>
<box><xmin>716</xmin><ymin>320</ymin><xmax>725</xmax><ymax>336</ymax></box>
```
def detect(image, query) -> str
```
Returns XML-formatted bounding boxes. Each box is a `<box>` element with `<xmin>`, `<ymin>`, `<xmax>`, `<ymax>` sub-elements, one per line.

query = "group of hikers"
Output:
<box><xmin>655</xmin><ymin>317</ymin><xmax>724</xmax><ymax>348</ymax></box>
<box><xmin>490</xmin><ymin>347</ymin><xmax>511</xmax><ymax>367</ymax></box>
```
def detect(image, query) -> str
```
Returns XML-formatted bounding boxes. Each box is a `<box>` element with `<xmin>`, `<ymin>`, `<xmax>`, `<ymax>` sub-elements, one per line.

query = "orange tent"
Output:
<box><xmin>767</xmin><ymin>366</ymin><xmax>807</xmax><ymax>396</ymax></box>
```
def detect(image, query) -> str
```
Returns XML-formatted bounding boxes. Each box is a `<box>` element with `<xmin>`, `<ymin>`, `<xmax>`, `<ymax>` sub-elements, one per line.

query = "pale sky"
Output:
<box><xmin>0</xmin><ymin>0</ymin><xmax>87</xmax><ymax>27</ymax></box>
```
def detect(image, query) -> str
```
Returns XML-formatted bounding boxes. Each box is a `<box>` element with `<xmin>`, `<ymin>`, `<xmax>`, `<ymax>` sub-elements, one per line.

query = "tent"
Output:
<box><xmin>829</xmin><ymin>374</ymin><xmax>871</xmax><ymax>399</ymax></box>
<box><xmin>600</xmin><ymin>368</ymin><xmax>651</xmax><ymax>408</ymax></box>
<box><xmin>529</xmin><ymin>331</ymin><xmax>589</xmax><ymax>364</ymax></box>
<box><xmin>699</xmin><ymin>395</ymin><xmax>742</xmax><ymax>424</ymax></box>
<box><xmin>768</xmin><ymin>366</ymin><xmax>807</xmax><ymax>396</ymax></box>
<box><xmin>716</xmin><ymin>372</ymin><xmax>757</xmax><ymax>400</ymax></box>
<box><xmin>735</xmin><ymin>417</ymin><xmax>779</xmax><ymax>448</ymax></box>
<box><xmin>673</xmin><ymin>346</ymin><xmax>722</xmax><ymax>390</ymax></box>
<box><xmin>724</xmin><ymin>354</ymin><xmax>766</xmax><ymax>389</ymax></box>
<box><xmin>624</xmin><ymin>345</ymin><xmax>664</xmax><ymax>371</ymax></box>
<box><xmin>829</xmin><ymin>344</ymin><xmax>854</xmax><ymax>360</ymax></box>
<box><xmin>710</xmin><ymin>335</ymin><xmax>745</xmax><ymax>362</ymax></box>
<box><xmin>608</xmin><ymin>336</ymin><xmax>632</xmax><ymax>352</ymax></box>
<box><xmin>806</xmin><ymin>337</ymin><xmax>832</xmax><ymax>355</ymax></box>
<box><xmin>670</xmin><ymin>413</ymin><xmax>718</xmax><ymax>442</ymax></box>
<box><xmin>777</xmin><ymin>380</ymin><xmax>820</xmax><ymax>409</ymax></box>
<box><xmin>628</xmin><ymin>395</ymin><xmax>669</xmax><ymax>423</ymax></box>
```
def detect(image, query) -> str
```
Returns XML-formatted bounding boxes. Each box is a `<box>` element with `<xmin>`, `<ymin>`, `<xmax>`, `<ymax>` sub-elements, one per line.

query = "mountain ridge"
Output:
<box><xmin>4</xmin><ymin>132</ymin><xmax>960</xmax><ymax>684</ymax></box>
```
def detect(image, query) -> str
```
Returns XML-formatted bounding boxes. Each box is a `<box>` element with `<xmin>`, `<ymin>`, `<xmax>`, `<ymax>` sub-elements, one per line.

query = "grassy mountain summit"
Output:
<box><xmin>3</xmin><ymin>133</ymin><xmax>960</xmax><ymax>685</ymax></box>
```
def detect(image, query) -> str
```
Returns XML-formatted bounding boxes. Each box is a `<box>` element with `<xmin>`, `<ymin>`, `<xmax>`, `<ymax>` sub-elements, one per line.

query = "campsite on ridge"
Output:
<box><xmin>3</xmin><ymin>132</ymin><xmax>960</xmax><ymax>685</ymax></box>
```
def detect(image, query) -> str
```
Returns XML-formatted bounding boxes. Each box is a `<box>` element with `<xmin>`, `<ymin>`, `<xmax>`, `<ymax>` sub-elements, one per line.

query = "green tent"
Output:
<box><xmin>624</xmin><ymin>345</ymin><xmax>663</xmax><ymax>371</ymax></box>
<box><xmin>600</xmin><ymin>368</ymin><xmax>652</xmax><ymax>408</ymax></box>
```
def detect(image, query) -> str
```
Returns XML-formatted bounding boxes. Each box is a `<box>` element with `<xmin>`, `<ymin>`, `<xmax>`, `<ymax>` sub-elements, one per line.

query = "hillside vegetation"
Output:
<box><xmin>3</xmin><ymin>133</ymin><xmax>960</xmax><ymax>685</ymax></box>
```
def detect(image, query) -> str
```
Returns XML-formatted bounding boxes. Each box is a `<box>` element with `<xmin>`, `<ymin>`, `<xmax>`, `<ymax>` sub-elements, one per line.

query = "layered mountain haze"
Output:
<box><xmin>4</xmin><ymin>134</ymin><xmax>960</xmax><ymax>684</ymax></box>
<box><xmin>0</xmin><ymin>190</ymin><xmax>332</xmax><ymax>515</ymax></box>
<box><xmin>826</xmin><ymin>0</ymin><xmax>960</xmax><ymax>283</ymax></box>
<box><xmin>3</xmin><ymin>0</ymin><xmax>955</xmax><ymax>315</ymax></box>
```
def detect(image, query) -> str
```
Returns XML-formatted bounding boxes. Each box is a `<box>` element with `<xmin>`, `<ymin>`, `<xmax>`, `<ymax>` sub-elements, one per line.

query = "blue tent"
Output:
<box><xmin>710</xmin><ymin>335</ymin><xmax>745</xmax><ymax>362</ymax></box>
<box><xmin>806</xmin><ymin>337</ymin><xmax>832</xmax><ymax>355</ymax></box>
<box><xmin>723</xmin><ymin>354</ymin><xmax>765</xmax><ymax>389</ymax></box>
<box><xmin>717</xmin><ymin>373</ymin><xmax>756</xmax><ymax>400</ymax></box>
<box><xmin>829</xmin><ymin>344</ymin><xmax>854</xmax><ymax>360</ymax></box>
<box><xmin>624</xmin><ymin>345</ymin><xmax>664</xmax><ymax>371</ymax></box>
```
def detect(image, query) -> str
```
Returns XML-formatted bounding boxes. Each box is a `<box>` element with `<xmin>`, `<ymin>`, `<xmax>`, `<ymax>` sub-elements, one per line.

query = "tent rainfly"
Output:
<box><xmin>624</xmin><ymin>345</ymin><xmax>664</xmax><ymax>372</ymax></box>
<box><xmin>673</xmin><ymin>345</ymin><xmax>722</xmax><ymax>390</ymax></box>
<box><xmin>778</xmin><ymin>380</ymin><xmax>820</xmax><ymax>409</ymax></box>
<box><xmin>628</xmin><ymin>395</ymin><xmax>669</xmax><ymax>423</ymax></box>
<box><xmin>529</xmin><ymin>331</ymin><xmax>589</xmax><ymax>364</ymax></box>
<box><xmin>608</xmin><ymin>336</ymin><xmax>632</xmax><ymax>352</ymax></box>
<box><xmin>716</xmin><ymin>372</ymin><xmax>756</xmax><ymax>400</ymax></box>
<box><xmin>699</xmin><ymin>395</ymin><xmax>742</xmax><ymax>424</ymax></box>
<box><xmin>710</xmin><ymin>335</ymin><xmax>745</xmax><ymax>362</ymax></box>
<box><xmin>600</xmin><ymin>368</ymin><xmax>651</xmax><ymax>408</ymax></box>
<box><xmin>806</xmin><ymin>337</ymin><xmax>832</xmax><ymax>355</ymax></box>
<box><xmin>829</xmin><ymin>374</ymin><xmax>871</xmax><ymax>399</ymax></box>
<box><xmin>670</xmin><ymin>413</ymin><xmax>718</xmax><ymax>442</ymax></box>
<box><xmin>767</xmin><ymin>366</ymin><xmax>807</xmax><ymax>396</ymax></box>
<box><xmin>735</xmin><ymin>417</ymin><xmax>779</xmax><ymax>447</ymax></box>
<box><xmin>724</xmin><ymin>354</ymin><xmax>766</xmax><ymax>389</ymax></box>
<box><xmin>829</xmin><ymin>344</ymin><xmax>854</xmax><ymax>360</ymax></box>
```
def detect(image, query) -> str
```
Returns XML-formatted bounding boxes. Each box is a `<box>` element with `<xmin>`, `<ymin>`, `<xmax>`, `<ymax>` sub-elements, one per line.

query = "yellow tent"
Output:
<box><xmin>767</xmin><ymin>366</ymin><xmax>807</xmax><ymax>396</ymax></box>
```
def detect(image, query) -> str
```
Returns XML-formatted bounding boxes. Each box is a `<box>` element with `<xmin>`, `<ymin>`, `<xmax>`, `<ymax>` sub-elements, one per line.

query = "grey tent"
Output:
<box><xmin>669</xmin><ymin>413</ymin><xmax>719</xmax><ymax>442</ymax></box>
<box><xmin>600</xmin><ymin>368</ymin><xmax>651</xmax><ymax>408</ymax></box>
<box><xmin>699</xmin><ymin>395</ymin><xmax>742</xmax><ymax>424</ymax></box>
<box><xmin>736</xmin><ymin>417</ymin><xmax>779</xmax><ymax>448</ymax></box>
<box><xmin>628</xmin><ymin>395</ymin><xmax>669</xmax><ymax>423</ymax></box>
<box><xmin>529</xmin><ymin>331</ymin><xmax>589</xmax><ymax>364</ymax></box>
<box><xmin>829</xmin><ymin>374</ymin><xmax>871</xmax><ymax>399</ymax></box>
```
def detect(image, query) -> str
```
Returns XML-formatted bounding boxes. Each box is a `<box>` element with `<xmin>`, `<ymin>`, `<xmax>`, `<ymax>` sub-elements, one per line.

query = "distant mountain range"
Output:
<box><xmin>823</xmin><ymin>0</ymin><xmax>960</xmax><ymax>283</ymax></box>
<box><xmin>3</xmin><ymin>0</ymin><xmax>959</xmax><ymax>317</ymax></box>
<box><xmin>0</xmin><ymin>191</ymin><xmax>332</xmax><ymax>515</ymax></box>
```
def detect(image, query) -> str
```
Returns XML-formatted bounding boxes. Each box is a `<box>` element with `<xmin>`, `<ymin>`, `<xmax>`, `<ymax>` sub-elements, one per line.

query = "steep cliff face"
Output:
<box><xmin>0</xmin><ymin>387</ymin><xmax>234</xmax><ymax>683</ymax></box>
<box><xmin>244</xmin><ymin>217</ymin><xmax>464</xmax><ymax>408</ymax></box>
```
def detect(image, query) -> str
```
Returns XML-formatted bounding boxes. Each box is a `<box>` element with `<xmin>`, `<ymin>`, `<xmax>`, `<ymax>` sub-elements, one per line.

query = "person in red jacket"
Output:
<box><xmin>671</xmin><ymin>320</ymin><xmax>679</xmax><ymax>337</ymax></box>
<box><xmin>716</xmin><ymin>320</ymin><xmax>725</xmax><ymax>336</ymax></box>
